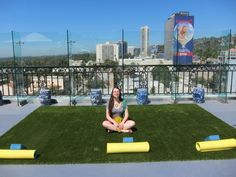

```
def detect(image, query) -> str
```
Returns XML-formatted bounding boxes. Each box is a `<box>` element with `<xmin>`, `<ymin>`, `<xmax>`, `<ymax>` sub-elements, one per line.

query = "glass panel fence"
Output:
<box><xmin>68</xmin><ymin>30</ymin><xmax>121</xmax><ymax>105</ymax></box>
<box><xmin>217</xmin><ymin>30</ymin><xmax>231</xmax><ymax>103</ymax></box>
<box><xmin>16</xmin><ymin>31</ymin><xmax>68</xmax><ymax>105</ymax></box>
<box><xmin>12</xmin><ymin>31</ymin><xmax>27</xmax><ymax>106</ymax></box>
<box><xmin>0</xmin><ymin>32</ymin><xmax>14</xmax><ymax>98</ymax></box>
<box><xmin>0</xmin><ymin>28</ymin><xmax>236</xmax><ymax>106</ymax></box>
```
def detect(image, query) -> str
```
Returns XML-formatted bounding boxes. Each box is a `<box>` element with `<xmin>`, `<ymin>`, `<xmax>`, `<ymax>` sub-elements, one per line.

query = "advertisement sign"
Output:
<box><xmin>173</xmin><ymin>15</ymin><xmax>194</xmax><ymax>65</ymax></box>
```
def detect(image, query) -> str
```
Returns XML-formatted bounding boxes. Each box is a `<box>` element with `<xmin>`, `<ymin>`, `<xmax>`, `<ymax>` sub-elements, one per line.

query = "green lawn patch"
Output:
<box><xmin>0</xmin><ymin>104</ymin><xmax>236</xmax><ymax>164</ymax></box>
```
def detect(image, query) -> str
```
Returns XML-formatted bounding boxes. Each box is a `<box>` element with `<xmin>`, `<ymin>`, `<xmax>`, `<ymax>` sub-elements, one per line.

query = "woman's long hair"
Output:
<box><xmin>108</xmin><ymin>87</ymin><xmax>123</xmax><ymax>117</ymax></box>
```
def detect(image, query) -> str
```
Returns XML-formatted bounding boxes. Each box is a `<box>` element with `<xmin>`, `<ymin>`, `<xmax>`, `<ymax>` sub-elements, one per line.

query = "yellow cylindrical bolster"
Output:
<box><xmin>0</xmin><ymin>150</ymin><xmax>37</xmax><ymax>159</ymax></box>
<box><xmin>196</xmin><ymin>138</ymin><xmax>236</xmax><ymax>152</ymax></box>
<box><xmin>107</xmin><ymin>142</ymin><xmax>150</xmax><ymax>154</ymax></box>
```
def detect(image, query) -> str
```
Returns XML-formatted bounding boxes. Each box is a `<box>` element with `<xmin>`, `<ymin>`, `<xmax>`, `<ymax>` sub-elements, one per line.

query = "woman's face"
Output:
<box><xmin>112</xmin><ymin>88</ymin><xmax>120</xmax><ymax>99</ymax></box>
<box><xmin>182</xmin><ymin>26</ymin><xmax>187</xmax><ymax>33</ymax></box>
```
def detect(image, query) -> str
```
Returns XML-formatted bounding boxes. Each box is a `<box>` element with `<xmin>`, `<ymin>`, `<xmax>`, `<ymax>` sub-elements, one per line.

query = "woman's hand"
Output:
<box><xmin>113</xmin><ymin>122</ymin><xmax>121</xmax><ymax>132</ymax></box>
<box><xmin>113</xmin><ymin>121</ymin><xmax>119</xmax><ymax>128</ymax></box>
<box><xmin>118</xmin><ymin>122</ymin><xmax>124</xmax><ymax>130</ymax></box>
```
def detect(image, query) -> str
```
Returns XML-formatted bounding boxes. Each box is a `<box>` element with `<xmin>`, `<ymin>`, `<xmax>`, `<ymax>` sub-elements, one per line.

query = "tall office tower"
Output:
<box><xmin>232</xmin><ymin>34</ymin><xmax>236</xmax><ymax>48</ymax></box>
<box><xmin>164</xmin><ymin>11</ymin><xmax>194</xmax><ymax>65</ymax></box>
<box><xmin>117</xmin><ymin>41</ymin><xmax>128</xmax><ymax>59</ymax></box>
<box><xmin>141</xmin><ymin>26</ymin><xmax>150</xmax><ymax>57</ymax></box>
<box><xmin>96</xmin><ymin>42</ymin><xmax>119</xmax><ymax>63</ymax></box>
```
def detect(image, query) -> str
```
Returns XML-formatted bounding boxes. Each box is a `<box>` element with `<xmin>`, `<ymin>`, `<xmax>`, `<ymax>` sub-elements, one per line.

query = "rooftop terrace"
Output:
<box><xmin>0</xmin><ymin>99</ymin><xmax>236</xmax><ymax>177</ymax></box>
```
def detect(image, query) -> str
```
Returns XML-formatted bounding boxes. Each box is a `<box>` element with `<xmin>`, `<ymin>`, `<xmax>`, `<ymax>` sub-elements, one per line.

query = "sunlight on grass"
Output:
<box><xmin>0</xmin><ymin>104</ymin><xmax>236</xmax><ymax>164</ymax></box>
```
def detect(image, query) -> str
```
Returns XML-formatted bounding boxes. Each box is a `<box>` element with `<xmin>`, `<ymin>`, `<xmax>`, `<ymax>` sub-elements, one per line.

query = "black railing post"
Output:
<box><xmin>176</xmin><ymin>27</ymin><xmax>179</xmax><ymax>65</ymax></box>
<box><xmin>11</xmin><ymin>31</ymin><xmax>19</xmax><ymax>106</ymax></box>
<box><xmin>122</xmin><ymin>29</ymin><xmax>125</xmax><ymax>96</ymax></box>
<box><xmin>229</xmin><ymin>29</ymin><xmax>232</xmax><ymax>61</ymax></box>
<box><xmin>67</xmin><ymin>30</ymin><xmax>72</xmax><ymax>106</ymax></box>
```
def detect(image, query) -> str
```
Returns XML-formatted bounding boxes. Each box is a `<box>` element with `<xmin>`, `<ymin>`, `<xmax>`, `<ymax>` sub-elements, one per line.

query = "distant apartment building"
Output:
<box><xmin>117</xmin><ymin>41</ymin><xmax>128</xmax><ymax>59</ymax></box>
<box><xmin>149</xmin><ymin>45</ymin><xmax>164</xmax><ymax>58</ymax></box>
<box><xmin>226</xmin><ymin>48</ymin><xmax>236</xmax><ymax>60</ymax></box>
<box><xmin>219</xmin><ymin>48</ymin><xmax>236</xmax><ymax>61</ymax></box>
<box><xmin>218</xmin><ymin>47</ymin><xmax>236</xmax><ymax>93</ymax></box>
<box><xmin>96</xmin><ymin>42</ymin><xmax>119</xmax><ymax>63</ymax></box>
<box><xmin>164</xmin><ymin>11</ymin><xmax>194</xmax><ymax>64</ymax></box>
<box><xmin>134</xmin><ymin>48</ymin><xmax>141</xmax><ymax>57</ymax></box>
<box><xmin>128</xmin><ymin>46</ymin><xmax>140</xmax><ymax>57</ymax></box>
<box><xmin>128</xmin><ymin>46</ymin><xmax>136</xmax><ymax>56</ymax></box>
<box><xmin>141</xmin><ymin>26</ymin><xmax>150</xmax><ymax>57</ymax></box>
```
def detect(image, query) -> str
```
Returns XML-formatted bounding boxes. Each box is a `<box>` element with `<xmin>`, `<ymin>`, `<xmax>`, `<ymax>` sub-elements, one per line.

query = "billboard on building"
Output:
<box><xmin>173</xmin><ymin>15</ymin><xmax>194</xmax><ymax>65</ymax></box>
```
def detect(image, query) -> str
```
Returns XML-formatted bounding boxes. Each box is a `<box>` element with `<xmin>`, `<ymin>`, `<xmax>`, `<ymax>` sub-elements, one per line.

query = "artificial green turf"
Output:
<box><xmin>0</xmin><ymin>104</ymin><xmax>236</xmax><ymax>164</ymax></box>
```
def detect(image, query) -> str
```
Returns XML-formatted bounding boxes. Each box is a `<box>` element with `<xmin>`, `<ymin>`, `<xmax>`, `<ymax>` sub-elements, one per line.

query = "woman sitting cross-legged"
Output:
<box><xmin>102</xmin><ymin>87</ymin><xmax>135</xmax><ymax>133</ymax></box>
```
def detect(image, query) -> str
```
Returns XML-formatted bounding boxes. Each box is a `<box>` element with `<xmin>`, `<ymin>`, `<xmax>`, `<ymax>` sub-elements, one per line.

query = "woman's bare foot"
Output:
<box><xmin>121</xmin><ymin>129</ymin><xmax>133</xmax><ymax>133</ymax></box>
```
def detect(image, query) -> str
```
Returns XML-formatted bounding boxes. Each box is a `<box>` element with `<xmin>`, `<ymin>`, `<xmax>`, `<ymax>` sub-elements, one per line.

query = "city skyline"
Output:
<box><xmin>0</xmin><ymin>0</ymin><xmax>236</xmax><ymax>57</ymax></box>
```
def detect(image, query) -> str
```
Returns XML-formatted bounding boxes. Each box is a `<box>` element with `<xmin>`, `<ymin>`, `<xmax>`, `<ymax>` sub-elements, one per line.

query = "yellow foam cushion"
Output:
<box><xmin>0</xmin><ymin>149</ymin><xmax>37</xmax><ymax>159</ymax></box>
<box><xmin>196</xmin><ymin>138</ymin><xmax>236</xmax><ymax>152</ymax></box>
<box><xmin>107</xmin><ymin>142</ymin><xmax>150</xmax><ymax>153</ymax></box>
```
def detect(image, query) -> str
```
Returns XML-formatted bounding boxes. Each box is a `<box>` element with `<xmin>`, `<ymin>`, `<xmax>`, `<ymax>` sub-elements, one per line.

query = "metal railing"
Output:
<box><xmin>1</xmin><ymin>64</ymin><xmax>236</xmax><ymax>98</ymax></box>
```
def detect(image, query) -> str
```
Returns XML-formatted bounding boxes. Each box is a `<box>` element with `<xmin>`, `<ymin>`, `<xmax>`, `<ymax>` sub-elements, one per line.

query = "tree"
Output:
<box><xmin>86</xmin><ymin>78</ymin><xmax>105</xmax><ymax>89</ymax></box>
<box><xmin>152</xmin><ymin>66</ymin><xmax>172</xmax><ymax>89</ymax></box>
<box><xmin>102</xmin><ymin>59</ymin><xmax>119</xmax><ymax>66</ymax></box>
<box><xmin>124</xmin><ymin>53</ymin><xmax>134</xmax><ymax>59</ymax></box>
<box><xmin>194</xmin><ymin>37</ymin><xmax>222</xmax><ymax>61</ymax></box>
<box><xmin>74</xmin><ymin>53</ymin><xmax>96</xmax><ymax>63</ymax></box>
<box><xmin>150</xmin><ymin>86</ymin><xmax>155</xmax><ymax>94</ymax></box>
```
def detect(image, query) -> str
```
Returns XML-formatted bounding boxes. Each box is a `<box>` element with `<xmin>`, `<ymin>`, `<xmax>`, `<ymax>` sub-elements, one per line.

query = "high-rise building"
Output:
<box><xmin>96</xmin><ymin>42</ymin><xmax>119</xmax><ymax>63</ymax></box>
<box><xmin>232</xmin><ymin>34</ymin><xmax>236</xmax><ymax>48</ymax></box>
<box><xmin>141</xmin><ymin>26</ymin><xmax>150</xmax><ymax>57</ymax></box>
<box><xmin>117</xmin><ymin>41</ymin><xmax>128</xmax><ymax>59</ymax></box>
<box><xmin>164</xmin><ymin>16</ymin><xmax>175</xmax><ymax>61</ymax></box>
<box><xmin>164</xmin><ymin>11</ymin><xmax>194</xmax><ymax>65</ymax></box>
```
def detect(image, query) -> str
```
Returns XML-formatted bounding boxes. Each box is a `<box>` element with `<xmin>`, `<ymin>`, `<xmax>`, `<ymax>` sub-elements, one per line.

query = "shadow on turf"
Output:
<box><xmin>105</xmin><ymin>127</ymin><xmax>138</xmax><ymax>134</ymax></box>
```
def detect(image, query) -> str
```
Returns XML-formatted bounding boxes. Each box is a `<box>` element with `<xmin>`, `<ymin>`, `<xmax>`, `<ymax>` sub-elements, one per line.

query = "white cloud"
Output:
<box><xmin>80</xmin><ymin>48</ymin><xmax>90</xmax><ymax>52</ymax></box>
<box><xmin>22</xmin><ymin>32</ymin><xmax>52</xmax><ymax>42</ymax></box>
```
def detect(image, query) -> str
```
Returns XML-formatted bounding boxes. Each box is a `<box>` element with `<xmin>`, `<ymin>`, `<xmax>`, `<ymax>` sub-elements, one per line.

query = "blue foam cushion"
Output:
<box><xmin>204</xmin><ymin>135</ymin><xmax>220</xmax><ymax>141</ymax></box>
<box><xmin>123</xmin><ymin>137</ymin><xmax>134</xmax><ymax>143</ymax></box>
<box><xmin>10</xmin><ymin>144</ymin><xmax>26</xmax><ymax>150</ymax></box>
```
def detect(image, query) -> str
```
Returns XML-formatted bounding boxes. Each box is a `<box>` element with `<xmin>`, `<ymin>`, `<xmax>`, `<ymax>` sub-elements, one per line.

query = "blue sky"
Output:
<box><xmin>0</xmin><ymin>0</ymin><xmax>236</xmax><ymax>57</ymax></box>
